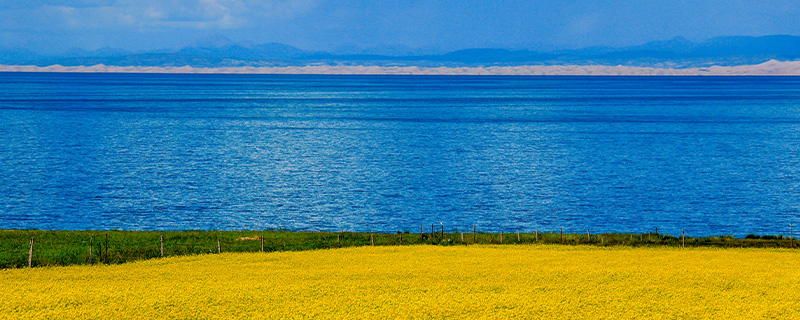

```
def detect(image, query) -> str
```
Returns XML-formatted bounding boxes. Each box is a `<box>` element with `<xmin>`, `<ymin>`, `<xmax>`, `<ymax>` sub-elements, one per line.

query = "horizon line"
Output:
<box><xmin>2</xmin><ymin>60</ymin><xmax>800</xmax><ymax>76</ymax></box>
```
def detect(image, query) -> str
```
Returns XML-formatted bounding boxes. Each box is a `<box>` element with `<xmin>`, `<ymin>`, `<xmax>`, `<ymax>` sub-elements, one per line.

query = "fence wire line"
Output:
<box><xmin>3</xmin><ymin>226</ymin><xmax>797</xmax><ymax>268</ymax></box>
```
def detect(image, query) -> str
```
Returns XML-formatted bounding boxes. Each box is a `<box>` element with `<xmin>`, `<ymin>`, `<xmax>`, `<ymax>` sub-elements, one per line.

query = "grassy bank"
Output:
<box><xmin>1</xmin><ymin>229</ymin><xmax>796</xmax><ymax>269</ymax></box>
<box><xmin>2</xmin><ymin>245</ymin><xmax>799</xmax><ymax>319</ymax></box>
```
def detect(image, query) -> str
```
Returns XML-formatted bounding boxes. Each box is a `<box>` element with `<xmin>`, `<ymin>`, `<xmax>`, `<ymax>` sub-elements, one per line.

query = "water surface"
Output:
<box><xmin>1</xmin><ymin>73</ymin><xmax>799</xmax><ymax>236</ymax></box>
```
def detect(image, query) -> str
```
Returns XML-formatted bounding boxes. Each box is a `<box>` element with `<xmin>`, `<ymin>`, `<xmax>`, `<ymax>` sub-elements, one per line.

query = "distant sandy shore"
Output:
<box><xmin>3</xmin><ymin>60</ymin><xmax>800</xmax><ymax>75</ymax></box>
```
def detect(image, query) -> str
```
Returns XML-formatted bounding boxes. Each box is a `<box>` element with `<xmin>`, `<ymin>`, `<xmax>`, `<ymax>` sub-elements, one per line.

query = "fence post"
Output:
<box><xmin>421</xmin><ymin>225</ymin><xmax>424</xmax><ymax>240</ymax></box>
<box><xmin>337</xmin><ymin>234</ymin><xmax>341</xmax><ymax>246</ymax></box>
<box><xmin>517</xmin><ymin>230</ymin><xmax>520</xmax><ymax>242</ymax></box>
<box><xmin>560</xmin><ymin>227</ymin><xmax>563</xmax><ymax>244</ymax></box>
<box><xmin>217</xmin><ymin>238</ymin><xmax>221</xmax><ymax>253</ymax></box>
<box><xmin>104</xmin><ymin>234</ymin><xmax>109</xmax><ymax>264</ymax></box>
<box><xmin>587</xmin><ymin>229</ymin><xmax>590</xmax><ymax>241</ymax></box>
<box><xmin>535</xmin><ymin>229</ymin><xmax>538</xmax><ymax>242</ymax></box>
<box><xmin>28</xmin><ymin>237</ymin><xmax>34</xmax><ymax>268</ymax></box>
<box><xmin>500</xmin><ymin>231</ymin><xmax>503</xmax><ymax>244</ymax></box>
<box><xmin>160</xmin><ymin>236</ymin><xmax>164</xmax><ymax>257</ymax></box>
<box><xmin>89</xmin><ymin>236</ymin><xmax>93</xmax><ymax>265</ymax></box>
<box><xmin>400</xmin><ymin>233</ymin><xmax>403</xmax><ymax>245</ymax></box>
<box><xmin>473</xmin><ymin>225</ymin><xmax>476</xmax><ymax>243</ymax></box>
<box><xmin>682</xmin><ymin>228</ymin><xmax>685</xmax><ymax>248</ymax></box>
<box><xmin>261</xmin><ymin>236</ymin><xmax>264</xmax><ymax>252</ymax></box>
<box><xmin>461</xmin><ymin>233</ymin><xmax>464</xmax><ymax>243</ymax></box>
<box><xmin>371</xmin><ymin>234</ymin><xmax>374</xmax><ymax>246</ymax></box>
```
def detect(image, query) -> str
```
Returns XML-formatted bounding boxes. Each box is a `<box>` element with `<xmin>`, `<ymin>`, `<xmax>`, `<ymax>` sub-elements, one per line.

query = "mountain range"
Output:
<box><xmin>3</xmin><ymin>35</ymin><xmax>800</xmax><ymax>68</ymax></box>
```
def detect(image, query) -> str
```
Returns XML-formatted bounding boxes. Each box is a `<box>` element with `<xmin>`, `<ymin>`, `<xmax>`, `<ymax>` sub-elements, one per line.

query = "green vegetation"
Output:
<box><xmin>0</xmin><ymin>229</ymin><xmax>796</xmax><ymax>268</ymax></box>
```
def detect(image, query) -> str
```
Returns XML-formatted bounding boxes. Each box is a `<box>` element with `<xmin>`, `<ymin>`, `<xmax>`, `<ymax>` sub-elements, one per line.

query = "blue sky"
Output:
<box><xmin>2</xmin><ymin>0</ymin><xmax>800</xmax><ymax>54</ymax></box>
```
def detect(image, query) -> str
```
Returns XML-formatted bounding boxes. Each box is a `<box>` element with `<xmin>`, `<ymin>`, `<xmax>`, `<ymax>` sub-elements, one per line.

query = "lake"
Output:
<box><xmin>1</xmin><ymin>73</ymin><xmax>799</xmax><ymax>237</ymax></box>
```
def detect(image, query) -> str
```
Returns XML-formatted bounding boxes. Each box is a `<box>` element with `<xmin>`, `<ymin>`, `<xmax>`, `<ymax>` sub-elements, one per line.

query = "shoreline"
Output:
<box><xmin>2</xmin><ymin>229</ymin><xmax>795</xmax><ymax>269</ymax></box>
<box><xmin>3</xmin><ymin>59</ymin><xmax>800</xmax><ymax>76</ymax></box>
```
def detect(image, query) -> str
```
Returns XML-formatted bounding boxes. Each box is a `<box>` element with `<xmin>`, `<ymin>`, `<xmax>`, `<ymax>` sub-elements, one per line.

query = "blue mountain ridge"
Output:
<box><xmin>3</xmin><ymin>35</ymin><xmax>800</xmax><ymax>68</ymax></box>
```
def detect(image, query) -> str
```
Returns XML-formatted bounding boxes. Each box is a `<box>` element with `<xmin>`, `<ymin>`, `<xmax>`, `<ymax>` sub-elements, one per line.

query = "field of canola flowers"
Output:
<box><xmin>1</xmin><ymin>245</ymin><xmax>799</xmax><ymax>319</ymax></box>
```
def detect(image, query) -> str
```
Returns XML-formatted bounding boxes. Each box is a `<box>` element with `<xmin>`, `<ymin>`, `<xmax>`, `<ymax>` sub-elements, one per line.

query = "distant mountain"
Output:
<box><xmin>303</xmin><ymin>49</ymin><xmax>558</xmax><ymax>65</ymax></box>
<box><xmin>0</xmin><ymin>46</ymin><xmax>41</xmax><ymax>64</ymax></box>
<box><xmin>625</xmin><ymin>36</ymin><xmax>697</xmax><ymax>54</ymax></box>
<box><xmin>177</xmin><ymin>42</ymin><xmax>307</xmax><ymax>60</ymax></box>
<box><xmin>9</xmin><ymin>35</ymin><xmax>312</xmax><ymax>67</ymax></box>
<box><xmin>328</xmin><ymin>43</ymin><xmax>442</xmax><ymax>56</ymax></box>
<box><xmin>30</xmin><ymin>53</ymin><xmax>241</xmax><ymax>68</ymax></box>
<box><xmin>58</xmin><ymin>47</ymin><xmax>134</xmax><ymax>58</ymax></box>
<box><xmin>432</xmin><ymin>49</ymin><xmax>558</xmax><ymax>63</ymax></box>
<box><xmin>87</xmin><ymin>47</ymin><xmax>135</xmax><ymax>57</ymax></box>
<box><xmin>312</xmin><ymin>35</ymin><xmax>800</xmax><ymax>66</ymax></box>
<box><xmin>176</xmin><ymin>34</ymin><xmax>307</xmax><ymax>61</ymax></box>
<box><xmin>696</xmin><ymin>35</ymin><xmax>800</xmax><ymax>58</ymax></box>
<box><xmin>182</xmin><ymin>34</ymin><xmax>238</xmax><ymax>49</ymax></box>
<box><xmin>3</xmin><ymin>35</ymin><xmax>800</xmax><ymax>68</ymax></box>
<box><xmin>599</xmin><ymin>35</ymin><xmax>800</xmax><ymax>62</ymax></box>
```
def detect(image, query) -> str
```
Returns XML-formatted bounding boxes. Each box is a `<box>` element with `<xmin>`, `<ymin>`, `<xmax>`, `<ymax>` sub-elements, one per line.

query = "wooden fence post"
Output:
<box><xmin>371</xmin><ymin>234</ymin><xmax>374</xmax><ymax>246</ymax></box>
<box><xmin>104</xmin><ymin>234</ymin><xmax>109</xmax><ymax>264</ymax></box>
<box><xmin>160</xmin><ymin>236</ymin><xmax>164</xmax><ymax>257</ymax></box>
<box><xmin>587</xmin><ymin>229</ymin><xmax>590</xmax><ymax>241</ymax></box>
<box><xmin>535</xmin><ymin>229</ymin><xmax>538</xmax><ymax>242</ymax></box>
<box><xmin>28</xmin><ymin>237</ymin><xmax>34</xmax><ymax>268</ymax></box>
<box><xmin>461</xmin><ymin>233</ymin><xmax>464</xmax><ymax>243</ymax></box>
<box><xmin>261</xmin><ymin>236</ymin><xmax>264</xmax><ymax>252</ymax></box>
<box><xmin>421</xmin><ymin>225</ymin><xmax>424</xmax><ymax>240</ymax></box>
<box><xmin>337</xmin><ymin>234</ymin><xmax>341</xmax><ymax>246</ymax></box>
<box><xmin>560</xmin><ymin>227</ymin><xmax>563</xmax><ymax>244</ymax></box>
<box><xmin>400</xmin><ymin>233</ymin><xmax>403</xmax><ymax>245</ymax></box>
<box><xmin>217</xmin><ymin>238</ymin><xmax>221</xmax><ymax>253</ymax></box>
<box><xmin>682</xmin><ymin>228</ymin><xmax>685</xmax><ymax>248</ymax></box>
<box><xmin>500</xmin><ymin>231</ymin><xmax>503</xmax><ymax>243</ymax></box>
<box><xmin>517</xmin><ymin>230</ymin><xmax>520</xmax><ymax>242</ymax></box>
<box><xmin>89</xmin><ymin>236</ymin><xmax>93</xmax><ymax>265</ymax></box>
<box><xmin>473</xmin><ymin>225</ymin><xmax>476</xmax><ymax>243</ymax></box>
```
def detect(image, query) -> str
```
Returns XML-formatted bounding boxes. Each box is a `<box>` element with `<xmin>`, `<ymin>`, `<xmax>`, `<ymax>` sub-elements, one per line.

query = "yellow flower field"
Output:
<box><xmin>1</xmin><ymin>245</ymin><xmax>798</xmax><ymax>319</ymax></box>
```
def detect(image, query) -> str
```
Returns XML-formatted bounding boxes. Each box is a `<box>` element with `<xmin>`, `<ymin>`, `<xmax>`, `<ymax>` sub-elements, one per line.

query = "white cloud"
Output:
<box><xmin>5</xmin><ymin>0</ymin><xmax>322</xmax><ymax>30</ymax></box>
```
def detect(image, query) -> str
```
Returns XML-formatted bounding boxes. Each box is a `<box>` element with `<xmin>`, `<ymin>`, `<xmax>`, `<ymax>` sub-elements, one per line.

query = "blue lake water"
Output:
<box><xmin>1</xmin><ymin>72</ymin><xmax>800</xmax><ymax>236</ymax></box>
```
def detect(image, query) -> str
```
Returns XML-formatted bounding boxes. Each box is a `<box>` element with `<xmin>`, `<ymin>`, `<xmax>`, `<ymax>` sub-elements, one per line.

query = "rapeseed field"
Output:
<box><xmin>1</xmin><ymin>245</ymin><xmax>798</xmax><ymax>319</ymax></box>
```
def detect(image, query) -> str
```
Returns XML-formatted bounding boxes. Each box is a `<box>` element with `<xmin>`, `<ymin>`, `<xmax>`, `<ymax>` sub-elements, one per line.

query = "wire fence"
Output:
<box><xmin>1</xmin><ymin>225</ymin><xmax>796</xmax><ymax>269</ymax></box>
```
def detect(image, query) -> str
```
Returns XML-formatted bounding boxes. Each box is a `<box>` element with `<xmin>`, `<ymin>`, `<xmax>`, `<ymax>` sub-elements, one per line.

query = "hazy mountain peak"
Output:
<box><xmin>629</xmin><ymin>36</ymin><xmax>696</xmax><ymax>53</ymax></box>
<box><xmin>184</xmin><ymin>34</ymin><xmax>237</xmax><ymax>48</ymax></box>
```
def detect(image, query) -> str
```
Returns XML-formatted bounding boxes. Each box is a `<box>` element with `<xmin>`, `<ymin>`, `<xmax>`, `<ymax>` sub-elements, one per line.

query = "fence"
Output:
<box><xmin>0</xmin><ymin>224</ymin><xmax>796</xmax><ymax>268</ymax></box>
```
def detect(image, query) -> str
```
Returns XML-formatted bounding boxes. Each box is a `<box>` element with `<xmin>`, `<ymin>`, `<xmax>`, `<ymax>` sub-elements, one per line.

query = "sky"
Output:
<box><xmin>2</xmin><ymin>0</ymin><xmax>800</xmax><ymax>54</ymax></box>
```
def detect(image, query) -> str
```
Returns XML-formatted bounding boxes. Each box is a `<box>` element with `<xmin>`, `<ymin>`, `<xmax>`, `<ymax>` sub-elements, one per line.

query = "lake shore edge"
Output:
<box><xmin>2</xmin><ymin>229</ymin><xmax>796</xmax><ymax>269</ymax></box>
<box><xmin>3</xmin><ymin>59</ymin><xmax>800</xmax><ymax>76</ymax></box>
